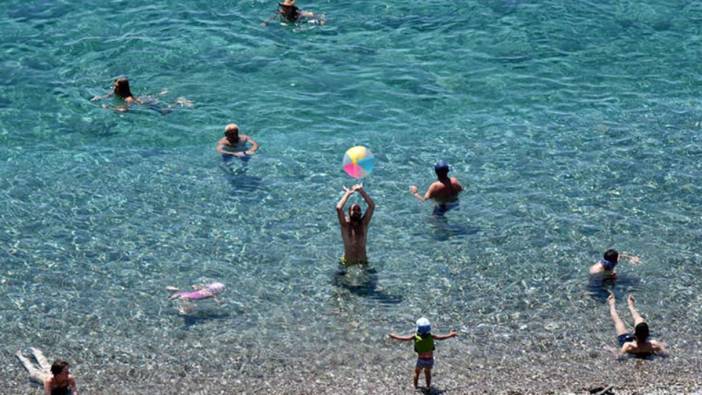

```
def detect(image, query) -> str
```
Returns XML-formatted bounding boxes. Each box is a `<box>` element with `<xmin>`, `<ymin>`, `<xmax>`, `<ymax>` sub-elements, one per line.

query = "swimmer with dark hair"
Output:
<box><xmin>91</xmin><ymin>77</ymin><xmax>192</xmax><ymax>113</ymax></box>
<box><xmin>589</xmin><ymin>248</ymin><xmax>640</xmax><ymax>279</ymax></box>
<box><xmin>16</xmin><ymin>348</ymin><xmax>79</xmax><ymax>394</ymax></box>
<box><xmin>409</xmin><ymin>160</ymin><xmax>464</xmax><ymax>216</ymax></box>
<box><xmin>262</xmin><ymin>0</ymin><xmax>325</xmax><ymax>26</ymax></box>
<box><xmin>607</xmin><ymin>292</ymin><xmax>668</xmax><ymax>358</ymax></box>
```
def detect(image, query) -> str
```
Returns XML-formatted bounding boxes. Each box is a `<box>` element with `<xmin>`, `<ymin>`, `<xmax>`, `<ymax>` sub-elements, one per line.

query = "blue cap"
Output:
<box><xmin>416</xmin><ymin>317</ymin><xmax>431</xmax><ymax>335</ymax></box>
<box><xmin>434</xmin><ymin>160</ymin><xmax>449</xmax><ymax>172</ymax></box>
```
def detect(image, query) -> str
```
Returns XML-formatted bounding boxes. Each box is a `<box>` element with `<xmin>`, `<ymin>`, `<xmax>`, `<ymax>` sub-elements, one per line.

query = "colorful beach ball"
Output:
<box><xmin>342</xmin><ymin>146</ymin><xmax>375</xmax><ymax>179</ymax></box>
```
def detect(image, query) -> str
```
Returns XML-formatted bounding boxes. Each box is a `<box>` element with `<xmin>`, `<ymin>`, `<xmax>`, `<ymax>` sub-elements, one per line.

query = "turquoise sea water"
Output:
<box><xmin>2</xmin><ymin>1</ymin><xmax>702</xmax><ymax>393</ymax></box>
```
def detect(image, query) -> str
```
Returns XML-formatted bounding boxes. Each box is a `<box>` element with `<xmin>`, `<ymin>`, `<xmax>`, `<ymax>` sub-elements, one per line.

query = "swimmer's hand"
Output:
<box><xmin>175</xmin><ymin>97</ymin><xmax>193</xmax><ymax>107</ymax></box>
<box><xmin>409</xmin><ymin>185</ymin><xmax>418</xmax><ymax>194</ymax></box>
<box><xmin>622</xmin><ymin>253</ymin><xmax>641</xmax><ymax>265</ymax></box>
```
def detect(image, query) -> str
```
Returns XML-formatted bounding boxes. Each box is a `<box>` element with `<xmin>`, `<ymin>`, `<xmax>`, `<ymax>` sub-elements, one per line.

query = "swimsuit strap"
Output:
<box><xmin>600</xmin><ymin>259</ymin><xmax>617</xmax><ymax>271</ymax></box>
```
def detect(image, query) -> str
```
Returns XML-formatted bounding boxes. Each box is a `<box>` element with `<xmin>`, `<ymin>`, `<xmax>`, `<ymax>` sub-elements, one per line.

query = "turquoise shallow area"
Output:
<box><xmin>2</xmin><ymin>0</ymin><xmax>702</xmax><ymax>392</ymax></box>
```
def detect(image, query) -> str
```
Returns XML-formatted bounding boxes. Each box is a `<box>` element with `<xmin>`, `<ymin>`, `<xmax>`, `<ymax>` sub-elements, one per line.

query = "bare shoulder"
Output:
<box><xmin>621</xmin><ymin>342</ymin><xmax>635</xmax><ymax>353</ymax></box>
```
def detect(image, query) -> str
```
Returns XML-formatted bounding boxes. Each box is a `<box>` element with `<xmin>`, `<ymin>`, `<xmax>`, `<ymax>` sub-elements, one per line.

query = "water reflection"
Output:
<box><xmin>332</xmin><ymin>265</ymin><xmax>402</xmax><ymax>304</ymax></box>
<box><xmin>427</xmin><ymin>209</ymin><xmax>478</xmax><ymax>241</ymax></box>
<box><xmin>180</xmin><ymin>309</ymin><xmax>231</xmax><ymax>329</ymax></box>
<box><xmin>220</xmin><ymin>158</ymin><xmax>263</xmax><ymax>195</ymax></box>
<box><xmin>587</xmin><ymin>273</ymin><xmax>641</xmax><ymax>303</ymax></box>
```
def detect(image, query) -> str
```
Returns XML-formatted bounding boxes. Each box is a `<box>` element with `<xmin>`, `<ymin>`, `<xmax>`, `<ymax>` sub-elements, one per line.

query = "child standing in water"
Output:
<box><xmin>388</xmin><ymin>317</ymin><xmax>457</xmax><ymax>389</ymax></box>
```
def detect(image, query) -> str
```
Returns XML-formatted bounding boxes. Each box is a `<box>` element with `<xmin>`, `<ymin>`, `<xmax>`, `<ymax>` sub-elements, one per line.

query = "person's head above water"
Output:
<box><xmin>416</xmin><ymin>317</ymin><xmax>432</xmax><ymax>335</ymax></box>
<box><xmin>224</xmin><ymin>123</ymin><xmax>240</xmax><ymax>141</ymax></box>
<box><xmin>601</xmin><ymin>249</ymin><xmax>619</xmax><ymax>271</ymax></box>
<box><xmin>113</xmin><ymin>77</ymin><xmax>133</xmax><ymax>99</ymax></box>
<box><xmin>434</xmin><ymin>160</ymin><xmax>450</xmax><ymax>180</ymax></box>
<box><xmin>634</xmin><ymin>322</ymin><xmax>649</xmax><ymax>342</ymax></box>
<box><xmin>278</xmin><ymin>0</ymin><xmax>300</xmax><ymax>20</ymax></box>
<box><xmin>50</xmin><ymin>359</ymin><xmax>70</xmax><ymax>377</ymax></box>
<box><xmin>349</xmin><ymin>203</ymin><xmax>362</xmax><ymax>222</ymax></box>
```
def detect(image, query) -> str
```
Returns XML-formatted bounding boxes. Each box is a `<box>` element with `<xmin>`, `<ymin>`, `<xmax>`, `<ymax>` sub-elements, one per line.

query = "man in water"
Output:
<box><xmin>262</xmin><ymin>0</ymin><xmax>324</xmax><ymax>26</ymax></box>
<box><xmin>336</xmin><ymin>184</ymin><xmax>375</xmax><ymax>266</ymax></box>
<box><xmin>215</xmin><ymin>123</ymin><xmax>259</xmax><ymax>161</ymax></box>
<box><xmin>607</xmin><ymin>292</ymin><xmax>668</xmax><ymax>358</ymax></box>
<box><xmin>409</xmin><ymin>160</ymin><xmax>463</xmax><ymax>215</ymax></box>
<box><xmin>589</xmin><ymin>248</ymin><xmax>640</xmax><ymax>279</ymax></box>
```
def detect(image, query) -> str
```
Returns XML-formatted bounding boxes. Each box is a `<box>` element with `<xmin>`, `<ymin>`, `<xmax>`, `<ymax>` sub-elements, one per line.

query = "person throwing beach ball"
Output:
<box><xmin>336</xmin><ymin>184</ymin><xmax>375</xmax><ymax>267</ymax></box>
<box><xmin>389</xmin><ymin>317</ymin><xmax>457</xmax><ymax>390</ymax></box>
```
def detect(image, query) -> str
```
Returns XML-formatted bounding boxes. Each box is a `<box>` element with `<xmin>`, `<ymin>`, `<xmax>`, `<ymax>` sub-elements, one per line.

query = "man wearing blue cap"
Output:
<box><xmin>409</xmin><ymin>160</ymin><xmax>463</xmax><ymax>215</ymax></box>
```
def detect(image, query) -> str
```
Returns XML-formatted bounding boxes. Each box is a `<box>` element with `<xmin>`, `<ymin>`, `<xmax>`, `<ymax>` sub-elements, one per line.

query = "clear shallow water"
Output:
<box><xmin>2</xmin><ymin>0</ymin><xmax>702</xmax><ymax>393</ymax></box>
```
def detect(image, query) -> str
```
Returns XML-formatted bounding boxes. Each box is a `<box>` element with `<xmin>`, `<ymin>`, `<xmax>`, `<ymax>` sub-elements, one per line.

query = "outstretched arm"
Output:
<box><xmin>620</xmin><ymin>252</ymin><xmax>641</xmax><ymax>265</ymax></box>
<box><xmin>409</xmin><ymin>184</ymin><xmax>434</xmax><ymax>202</ymax></box>
<box><xmin>388</xmin><ymin>333</ymin><xmax>414</xmax><ymax>341</ymax></box>
<box><xmin>432</xmin><ymin>330</ymin><xmax>458</xmax><ymax>340</ymax></box>
<box><xmin>336</xmin><ymin>187</ymin><xmax>354</xmax><ymax>224</ymax></box>
<box><xmin>356</xmin><ymin>185</ymin><xmax>375</xmax><ymax>224</ymax></box>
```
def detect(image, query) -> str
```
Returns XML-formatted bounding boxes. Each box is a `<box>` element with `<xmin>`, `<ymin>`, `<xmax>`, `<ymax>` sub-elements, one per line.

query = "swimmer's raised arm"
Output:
<box><xmin>356</xmin><ymin>185</ymin><xmax>375</xmax><ymax>224</ymax></box>
<box><xmin>336</xmin><ymin>187</ymin><xmax>354</xmax><ymax>224</ymax></box>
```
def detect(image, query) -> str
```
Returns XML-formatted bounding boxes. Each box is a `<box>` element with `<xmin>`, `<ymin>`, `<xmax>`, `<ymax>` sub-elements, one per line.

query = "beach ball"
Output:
<box><xmin>342</xmin><ymin>146</ymin><xmax>375</xmax><ymax>179</ymax></box>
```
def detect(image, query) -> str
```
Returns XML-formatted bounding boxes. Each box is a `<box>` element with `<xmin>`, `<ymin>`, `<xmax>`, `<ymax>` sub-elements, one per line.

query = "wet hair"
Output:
<box><xmin>51</xmin><ymin>360</ymin><xmax>69</xmax><ymax>376</ymax></box>
<box><xmin>634</xmin><ymin>322</ymin><xmax>649</xmax><ymax>342</ymax></box>
<box><xmin>603</xmin><ymin>249</ymin><xmax>619</xmax><ymax>263</ymax></box>
<box><xmin>279</xmin><ymin>4</ymin><xmax>300</xmax><ymax>21</ymax></box>
<box><xmin>113</xmin><ymin>77</ymin><xmax>133</xmax><ymax>99</ymax></box>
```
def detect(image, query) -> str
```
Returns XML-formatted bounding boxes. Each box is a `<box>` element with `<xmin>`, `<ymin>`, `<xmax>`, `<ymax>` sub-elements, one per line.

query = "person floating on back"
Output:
<box><xmin>388</xmin><ymin>317</ymin><xmax>457</xmax><ymax>390</ymax></box>
<box><xmin>336</xmin><ymin>184</ymin><xmax>375</xmax><ymax>267</ymax></box>
<box><xmin>216</xmin><ymin>123</ymin><xmax>259</xmax><ymax>162</ymax></box>
<box><xmin>607</xmin><ymin>292</ymin><xmax>668</xmax><ymax>358</ymax></box>
<box><xmin>262</xmin><ymin>0</ymin><xmax>325</xmax><ymax>26</ymax></box>
<box><xmin>409</xmin><ymin>160</ymin><xmax>464</xmax><ymax>216</ymax></box>
<box><xmin>16</xmin><ymin>348</ymin><xmax>79</xmax><ymax>395</ymax></box>
<box><xmin>589</xmin><ymin>248</ymin><xmax>640</xmax><ymax>279</ymax></box>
